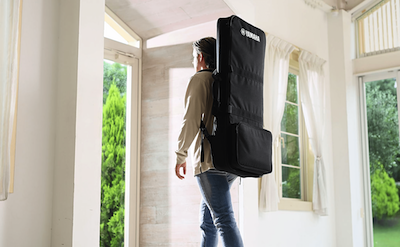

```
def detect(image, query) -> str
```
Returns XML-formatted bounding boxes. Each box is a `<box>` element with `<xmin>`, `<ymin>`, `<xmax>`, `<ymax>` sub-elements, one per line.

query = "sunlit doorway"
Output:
<box><xmin>102</xmin><ymin>6</ymin><xmax>142</xmax><ymax>246</ymax></box>
<box><xmin>360</xmin><ymin>70</ymin><xmax>400</xmax><ymax>247</ymax></box>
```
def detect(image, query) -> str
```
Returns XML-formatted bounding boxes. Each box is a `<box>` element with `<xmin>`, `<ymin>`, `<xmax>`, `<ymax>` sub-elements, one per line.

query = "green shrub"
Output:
<box><xmin>366</xmin><ymin>81</ymin><xmax>400</xmax><ymax>177</ymax></box>
<box><xmin>371</xmin><ymin>166</ymin><xmax>400</xmax><ymax>220</ymax></box>
<box><xmin>282</xmin><ymin>168</ymin><xmax>300</xmax><ymax>199</ymax></box>
<box><xmin>100</xmin><ymin>84</ymin><xmax>126</xmax><ymax>247</ymax></box>
<box><xmin>103</xmin><ymin>62</ymin><xmax>127</xmax><ymax>104</ymax></box>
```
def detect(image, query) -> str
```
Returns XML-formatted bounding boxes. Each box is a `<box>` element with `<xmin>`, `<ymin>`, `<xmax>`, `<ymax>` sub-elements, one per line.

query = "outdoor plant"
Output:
<box><xmin>371</xmin><ymin>164</ymin><xmax>400</xmax><ymax>220</ymax></box>
<box><xmin>366</xmin><ymin>80</ymin><xmax>400</xmax><ymax>179</ymax></box>
<box><xmin>283</xmin><ymin>169</ymin><xmax>300</xmax><ymax>199</ymax></box>
<box><xmin>103</xmin><ymin>61</ymin><xmax>127</xmax><ymax>104</ymax></box>
<box><xmin>100</xmin><ymin>84</ymin><xmax>126</xmax><ymax>247</ymax></box>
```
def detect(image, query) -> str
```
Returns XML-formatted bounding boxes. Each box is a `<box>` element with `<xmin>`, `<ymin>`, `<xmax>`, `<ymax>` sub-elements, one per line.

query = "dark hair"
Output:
<box><xmin>193</xmin><ymin>37</ymin><xmax>216</xmax><ymax>69</ymax></box>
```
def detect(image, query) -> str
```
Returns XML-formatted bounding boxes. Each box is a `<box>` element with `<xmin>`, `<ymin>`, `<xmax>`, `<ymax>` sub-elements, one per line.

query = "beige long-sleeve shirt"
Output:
<box><xmin>176</xmin><ymin>69</ymin><xmax>214</xmax><ymax>175</ymax></box>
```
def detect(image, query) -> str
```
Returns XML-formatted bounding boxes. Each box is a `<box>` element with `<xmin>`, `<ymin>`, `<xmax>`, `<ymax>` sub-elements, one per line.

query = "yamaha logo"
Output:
<box><xmin>240</xmin><ymin>28</ymin><xmax>260</xmax><ymax>42</ymax></box>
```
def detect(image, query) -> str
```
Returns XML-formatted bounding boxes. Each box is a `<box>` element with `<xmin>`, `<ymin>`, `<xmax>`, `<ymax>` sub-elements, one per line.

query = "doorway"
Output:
<box><xmin>360</xmin><ymin>70</ymin><xmax>400</xmax><ymax>247</ymax></box>
<box><xmin>101</xmin><ymin>38</ymin><xmax>141</xmax><ymax>247</ymax></box>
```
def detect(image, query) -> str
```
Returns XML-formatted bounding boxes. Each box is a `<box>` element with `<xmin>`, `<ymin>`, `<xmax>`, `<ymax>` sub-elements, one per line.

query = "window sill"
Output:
<box><xmin>278</xmin><ymin>199</ymin><xmax>312</xmax><ymax>211</ymax></box>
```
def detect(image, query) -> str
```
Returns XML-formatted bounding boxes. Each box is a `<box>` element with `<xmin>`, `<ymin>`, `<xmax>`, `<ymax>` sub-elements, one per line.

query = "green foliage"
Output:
<box><xmin>368</xmin><ymin>79</ymin><xmax>397</xmax><ymax>97</ymax></box>
<box><xmin>103</xmin><ymin>61</ymin><xmax>127</xmax><ymax>104</ymax></box>
<box><xmin>282</xmin><ymin>167</ymin><xmax>301</xmax><ymax>199</ymax></box>
<box><xmin>281</xmin><ymin>104</ymin><xmax>299</xmax><ymax>134</ymax></box>
<box><xmin>286</xmin><ymin>73</ymin><xmax>298</xmax><ymax>103</ymax></box>
<box><xmin>371</xmin><ymin>165</ymin><xmax>400</xmax><ymax>220</ymax></box>
<box><xmin>100</xmin><ymin>84</ymin><xmax>126</xmax><ymax>247</ymax></box>
<box><xmin>365</xmin><ymin>80</ymin><xmax>400</xmax><ymax>178</ymax></box>
<box><xmin>281</xmin><ymin>134</ymin><xmax>300</xmax><ymax>167</ymax></box>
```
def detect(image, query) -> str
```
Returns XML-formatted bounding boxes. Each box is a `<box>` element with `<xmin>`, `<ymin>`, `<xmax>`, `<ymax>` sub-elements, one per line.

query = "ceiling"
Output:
<box><xmin>105</xmin><ymin>0</ymin><xmax>234</xmax><ymax>40</ymax></box>
<box><xmin>105</xmin><ymin>0</ymin><xmax>370</xmax><ymax>41</ymax></box>
<box><xmin>322</xmin><ymin>0</ymin><xmax>366</xmax><ymax>10</ymax></box>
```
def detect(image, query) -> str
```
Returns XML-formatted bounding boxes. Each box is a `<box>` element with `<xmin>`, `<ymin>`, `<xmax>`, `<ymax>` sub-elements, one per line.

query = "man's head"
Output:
<box><xmin>192</xmin><ymin>37</ymin><xmax>216</xmax><ymax>72</ymax></box>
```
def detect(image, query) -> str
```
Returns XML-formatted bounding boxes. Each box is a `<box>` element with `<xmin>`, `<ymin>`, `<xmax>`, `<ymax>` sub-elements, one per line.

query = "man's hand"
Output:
<box><xmin>175</xmin><ymin>162</ymin><xmax>186</xmax><ymax>180</ymax></box>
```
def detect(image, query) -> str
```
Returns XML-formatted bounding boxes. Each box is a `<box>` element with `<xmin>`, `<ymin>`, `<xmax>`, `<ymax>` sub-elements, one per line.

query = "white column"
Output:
<box><xmin>51</xmin><ymin>0</ymin><xmax>79</xmax><ymax>245</ymax></box>
<box><xmin>328</xmin><ymin>10</ymin><xmax>365</xmax><ymax>247</ymax></box>
<box><xmin>52</xmin><ymin>0</ymin><xmax>104</xmax><ymax>246</ymax></box>
<box><xmin>72</xmin><ymin>0</ymin><xmax>104</xmax><ymax>246</ymax></box>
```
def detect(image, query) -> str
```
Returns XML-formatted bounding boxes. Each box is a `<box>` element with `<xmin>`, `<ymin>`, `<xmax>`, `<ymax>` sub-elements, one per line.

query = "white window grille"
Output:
<box><xmin>356</xmin><ymin>0</ymin><xmax>400</xmax><ymax>57</ymax></box>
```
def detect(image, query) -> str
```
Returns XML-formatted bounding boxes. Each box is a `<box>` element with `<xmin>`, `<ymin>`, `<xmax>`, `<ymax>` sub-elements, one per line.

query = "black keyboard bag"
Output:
<box><xmin>201</xmin><ymin>15</ymin><xmax>273</xmax><ymax>177</ymax></box>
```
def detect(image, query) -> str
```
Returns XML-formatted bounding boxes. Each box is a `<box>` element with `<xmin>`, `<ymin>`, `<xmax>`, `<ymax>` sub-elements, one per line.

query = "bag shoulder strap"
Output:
<box><xmin>200</xmin><ymin>120</ymin><xmax>212</xmax><ymax>163</ymax></box>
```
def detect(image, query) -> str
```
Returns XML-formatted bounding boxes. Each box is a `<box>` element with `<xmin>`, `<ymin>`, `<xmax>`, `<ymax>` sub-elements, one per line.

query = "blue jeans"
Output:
<box><xmin>196</xmin><ymin>169</ymin><xmax>244</xmax><ymax>247</ymax></box>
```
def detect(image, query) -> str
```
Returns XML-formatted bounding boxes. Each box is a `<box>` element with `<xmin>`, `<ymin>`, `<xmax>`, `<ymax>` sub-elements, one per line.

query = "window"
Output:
<box><xmin>277</xmin><ymin>54</ymin><xmax>314</xmax><ymax>211</ymax></box>
<box><xmin>104</xmin><ymin>6</ymin><xmax>141</xmax><ymax>48</ymax></box>
<box><xmin>280</xmin><ymin>72</ymin><xmax>302</xmax><ymax>199</ymax></box>
<box><xmin>356</xmin><ymin>0</ymin><xmax>400</xmax><ymax>58</ymax></box>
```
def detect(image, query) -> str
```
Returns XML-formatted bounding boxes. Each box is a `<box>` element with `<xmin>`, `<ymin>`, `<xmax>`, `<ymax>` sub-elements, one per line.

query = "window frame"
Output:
<box><xmin>277</xmin><ymin>55</ymin><xmax>314</xmax><ymax>211</ymax></box>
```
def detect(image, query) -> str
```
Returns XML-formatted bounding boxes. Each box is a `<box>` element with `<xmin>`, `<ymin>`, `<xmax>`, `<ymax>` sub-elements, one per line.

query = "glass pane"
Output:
<box><xmin>281</xmin><ymin>133</ymin><xmax>300</xmax><ymax>167</ymax></box>
<box><xmin>281</xmin><ymin>103</ymin><xmax>299</xmax><ymax>134</ymax></box>
<box><xmin>101</xmin><ymin>60</ymin><xmax>128</xmax><ymax>247</ymax></box>
<box><xmin>104</xmin><ymin>21</ymin><xmax>129</xmax><ymax>45</ymax></box>
<box><xmin>103</xmin><ymin>60</ymin><xmax>128</xmax><ymax>104</ymax></box>
<box><xmin>104</xmin><ymin>13</ymin><xmax>140</xmax><ymax>48</ymax></box>
<box><xmin>357</xmin><ymin>2</ymin><xmax>400</xmax><ymax>57</ymax></box>
<box><xmin>282</xmin><ymin>166</ymin><xmax>301</xmax><ymax>199</ymax></box>
<box><xmin>286</xmin><ymin>73</ymin><xmax>298</xmax><ymax>103</ymax></box>
<box><xmin>365</xmin><ymin>78</ymin><xmax>400</xmax><ymax>246</ymax></box>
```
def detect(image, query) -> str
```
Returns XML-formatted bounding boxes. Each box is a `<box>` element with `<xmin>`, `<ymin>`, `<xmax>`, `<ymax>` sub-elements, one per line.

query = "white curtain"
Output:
<box><xmin>1</xmin><ymin>0</ymin><xmax>21</xmax><ymax>201</ymax></box>
<box><xmin>260</xmin><ymin>34</ymin><xmax>295</xmax><ymax>211</ymax></box>
<box><xmin>299</xmin><ymin>50</ymin><xmax>328</xmax><ymax>216</ymax></box>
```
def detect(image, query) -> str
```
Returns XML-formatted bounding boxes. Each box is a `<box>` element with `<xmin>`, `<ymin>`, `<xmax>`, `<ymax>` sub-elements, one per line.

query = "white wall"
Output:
<box><xmin>0</xmin><ymin>0</ymin><xmax>104</xmax><ymax>246</ymax></box>
<box><xmin>226</xmin><ymin>0</ymin><xmax>337</xmax><ymax>246</ymax></box>
<box><xmin>0</xmin><ymin>0</ymin><xmax>59</xmax><ymax>246</ymax></box>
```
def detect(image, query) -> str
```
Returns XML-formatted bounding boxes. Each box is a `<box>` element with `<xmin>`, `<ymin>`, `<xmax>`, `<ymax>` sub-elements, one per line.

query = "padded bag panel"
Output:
<box><xmin>230</xmin><ymin>17</ymin><xmax>265</xmax><ymax>76</ymax></box>
<box><xmin>232</xmin><ymin>122</ymin><xmax>272</xmax><ymax>175</ymax></box>
<box><xmin>208</xmin><ymin>122</ymin><xmax>272</xmax><ymax>178</ymax></box>
<box><xmin>215</xmin><ymin>16</ymin><xmax>266</xmax><ymax>128</ymax></box>
<box><xmin>229</xmin><ymin>17</ymin><xmax>265</xmax><ymax>128</ymax></box>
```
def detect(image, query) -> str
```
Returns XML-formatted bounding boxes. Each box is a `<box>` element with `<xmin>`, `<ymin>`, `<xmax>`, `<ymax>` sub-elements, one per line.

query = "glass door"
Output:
<box><xmin>360</xmin><ymin>70</ymin><xmax>400</xmax><ymax>247</ymax></box>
